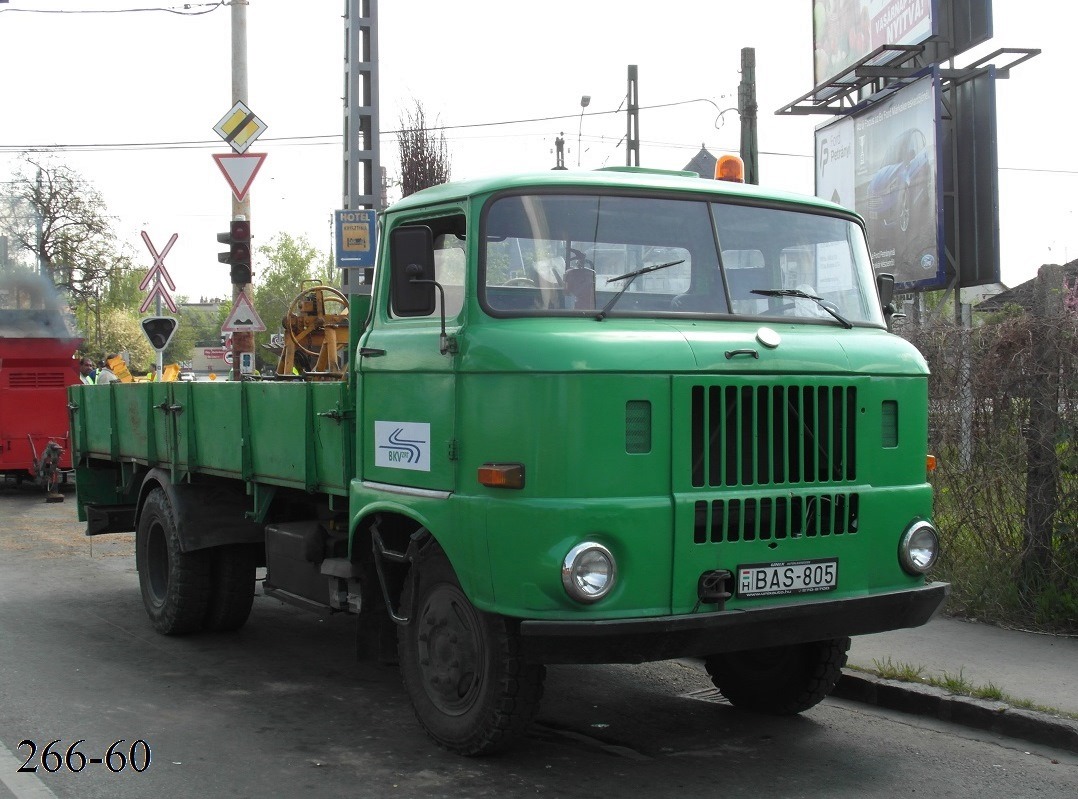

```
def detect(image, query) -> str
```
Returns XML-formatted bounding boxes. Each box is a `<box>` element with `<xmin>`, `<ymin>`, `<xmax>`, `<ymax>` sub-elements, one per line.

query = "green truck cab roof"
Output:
<box><xmin>386</xmin><ymin>167</ymin><xmax>859</xmax><ymax>219</ymax></box>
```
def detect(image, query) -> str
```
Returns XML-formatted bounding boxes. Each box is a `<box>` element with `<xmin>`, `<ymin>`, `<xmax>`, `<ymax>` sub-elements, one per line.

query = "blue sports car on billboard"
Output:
<box><xmin>865</xmin><ymin>127</ymin><xmax>932</xmax><ymax>247</ymax></box>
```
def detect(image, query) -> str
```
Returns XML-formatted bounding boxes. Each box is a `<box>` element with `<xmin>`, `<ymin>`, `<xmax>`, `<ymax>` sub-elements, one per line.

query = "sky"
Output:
<box><xmin>1</xmin><ymin>0</ymin><xmax>1075</xmax><ymax>303</ymax></box>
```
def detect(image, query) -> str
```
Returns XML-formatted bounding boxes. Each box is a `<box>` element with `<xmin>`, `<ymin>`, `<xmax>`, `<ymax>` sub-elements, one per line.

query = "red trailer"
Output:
<box><xmin>0</xmin><ymin>276</ymin><xmax>82</xmax><ymax>492</ymax></box>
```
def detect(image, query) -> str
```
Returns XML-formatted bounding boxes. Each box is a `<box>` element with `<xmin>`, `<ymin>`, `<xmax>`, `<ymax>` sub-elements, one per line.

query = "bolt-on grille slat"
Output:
<box><xmin>693</xmin><ymin>493</ymin><xmax>860</xmax><ymax>543</ymax></box>
<box><xmin>690</xmin><ymin>384</ymin><xmax>857</xmax><ymax>488</ymax></box>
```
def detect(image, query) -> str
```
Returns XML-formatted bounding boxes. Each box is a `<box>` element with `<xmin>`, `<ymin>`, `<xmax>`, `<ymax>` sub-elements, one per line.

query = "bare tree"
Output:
<box><xmin>0</xmin><ymin>154</ymin><xmax>121</xmax><ymax>302</ymax></box>
<box><xmin>397</xmin><ymin>101</ymin><xmax>451</xmax><ymax>197</ymax></box>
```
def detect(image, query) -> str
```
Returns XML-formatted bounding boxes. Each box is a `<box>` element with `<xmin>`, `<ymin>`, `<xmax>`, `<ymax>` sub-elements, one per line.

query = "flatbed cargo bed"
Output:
<box><xmin>69</xmin><ymin>380</ymin><xmax>352</xmax><ymax>495</ymax></box>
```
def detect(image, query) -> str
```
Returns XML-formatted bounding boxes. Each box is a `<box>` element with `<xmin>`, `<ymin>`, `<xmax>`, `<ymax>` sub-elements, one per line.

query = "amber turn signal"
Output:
<box><xmin>478</xmin><ymin>462</ymin><xmax>525</xmax><ymax>489</ymax></box>
<box><xmin>926</xmin><ymin>455</ymin><xmax>938</xmax><ymax>472</ymax></box>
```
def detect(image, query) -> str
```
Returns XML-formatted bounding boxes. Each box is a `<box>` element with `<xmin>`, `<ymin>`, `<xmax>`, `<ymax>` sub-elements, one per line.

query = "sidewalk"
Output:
<box><xmin>835</xmin><ymin>615</ymin><xmax>1078</xmax><ymax>752</ymax></box>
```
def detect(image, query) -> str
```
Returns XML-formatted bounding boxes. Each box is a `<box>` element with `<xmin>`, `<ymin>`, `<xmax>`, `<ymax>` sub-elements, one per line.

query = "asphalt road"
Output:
<box><xmin>2</xmin><ymin>481</ymin><xmax>1075</xmax><ymax>799</ymax></box>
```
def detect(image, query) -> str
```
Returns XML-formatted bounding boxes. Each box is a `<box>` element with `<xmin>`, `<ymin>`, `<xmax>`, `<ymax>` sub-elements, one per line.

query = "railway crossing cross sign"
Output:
<box><xmin>139</xmin><ymin>231</ymin><xmax>178</xmax><ymax>314</ymax></box>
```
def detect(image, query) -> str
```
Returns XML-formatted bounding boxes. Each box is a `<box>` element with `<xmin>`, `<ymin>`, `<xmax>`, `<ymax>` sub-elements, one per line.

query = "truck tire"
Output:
<box><xmin>135</xmin><ymin>488</ymin><xmax>212</xmax><ymax>635</ymax></box>
<box><xmin>704</xmin><ymin>637</ymin><xmax>850</xmax><ymax>715</ymax></box>
<box><xmin>398</xmin><ymin>542</ymin><xmax>545</xmax><ymax>756</ymax></box>
<box><xmin>203</xmin><ymin>544</ymin><xmax>258</xmax><ymax>632</ymax></box>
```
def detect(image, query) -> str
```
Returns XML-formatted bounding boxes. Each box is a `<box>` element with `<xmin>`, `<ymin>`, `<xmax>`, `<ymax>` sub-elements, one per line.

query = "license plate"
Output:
<box><xmin>737</xmin><ymin>558</ymin><xmax>838</xmax><ymax>598</ymax></box>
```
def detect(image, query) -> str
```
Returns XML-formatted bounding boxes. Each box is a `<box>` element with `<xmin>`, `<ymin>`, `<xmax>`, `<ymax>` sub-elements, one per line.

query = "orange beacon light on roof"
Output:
<box><xmin>715</xmin><ymin>154</ymin><xmax>745</xmax><ymax>182</ymax></box>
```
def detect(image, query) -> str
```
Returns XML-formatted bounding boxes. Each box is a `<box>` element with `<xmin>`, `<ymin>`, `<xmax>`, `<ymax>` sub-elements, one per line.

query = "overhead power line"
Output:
<box><xmin>1</xmin><ymin>98</ymin><xmax>1072</xmax><ymax>174</ymax></box>
<box><xmin>0</xmin><ymin>2</ymin><xmax>224</xmax><ymax>16</ymax></box>
<box><xmin>0</xmin><ymin>98</ymin><xmax>738</xmax><ymax>154</ymax></box>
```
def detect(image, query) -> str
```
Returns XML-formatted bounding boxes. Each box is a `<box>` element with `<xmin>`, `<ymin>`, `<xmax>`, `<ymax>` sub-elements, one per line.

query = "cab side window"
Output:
<box><xmin>390</xmin><ymin>214</ymin><xmax>466</xmax><ymax>319</ymax></box>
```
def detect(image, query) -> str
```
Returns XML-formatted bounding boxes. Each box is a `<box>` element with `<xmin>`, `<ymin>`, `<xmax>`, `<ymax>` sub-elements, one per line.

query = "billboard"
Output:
<box><xmin>812</xmin><ymin>1</ymin><xmax>992</xmax><ymax>88</ymax></box>
<box><xmin>943</xmin><ymin>67</ymin><xmax>1000</xmax><ymax>288</ymax></box>
<box><xmin>816</xmin><ymin>73</ymin><xmax>944</xmax><ymax>290</ymax></box>
<box><xmin>816</xmin><ymin>116</ymin><xmax>856</xmax><ymax>210</ymax></box>
<box><xmin>813</xmin><ymin>0</ymin><xmax>934</xmax><ymax>87</ymax></box>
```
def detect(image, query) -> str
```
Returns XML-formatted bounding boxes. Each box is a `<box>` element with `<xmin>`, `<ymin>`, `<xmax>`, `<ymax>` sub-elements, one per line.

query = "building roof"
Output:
<box><xmin>975</xmin><ymin>260</ymin><xmax>1078</xmax><ymax>312</ymax></box>
<box><xmin>681</xmin><ymin>146</ymin><xmax>718</xmax><ymax>179</ymax></box>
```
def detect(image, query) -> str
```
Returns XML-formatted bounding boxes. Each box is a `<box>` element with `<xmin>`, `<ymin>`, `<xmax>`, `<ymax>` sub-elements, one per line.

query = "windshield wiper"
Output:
<box><xmin>750</xmin><ymin>288</ymin><xmax>854</xmax><ymax>329</ymax></box>
<box><xmin>595</xmin><ymin>259</ymin><xmax>685</xmax><ymax>321</ymax></box>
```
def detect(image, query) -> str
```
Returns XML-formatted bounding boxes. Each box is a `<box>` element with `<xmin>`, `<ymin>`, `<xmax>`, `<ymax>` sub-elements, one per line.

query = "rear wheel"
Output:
<box><xmin>135</xmin><ymin>488</ymin><xmax>211</xmax><ymax>635</ymax></box>
<box><xmin>398</xmin><ymin>541</ymin><xmax>545</xmax><ymax>755</ymax></box>
<box><xmin>204</xmin><ymin>544</ymin><xmax>258</xmax><ymax>632</ymax></box>
<box><xmin>704</xmin><ymin>637</ymin><xmax>850</xmax><ymax>715</ymax></box>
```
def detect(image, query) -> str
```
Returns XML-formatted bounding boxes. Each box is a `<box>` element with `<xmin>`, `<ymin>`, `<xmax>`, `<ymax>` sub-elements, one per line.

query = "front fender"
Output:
<box><xmin>349</xmin><ymin>480</ymin><xmax>494</xmax><ymax>608</ymax></box>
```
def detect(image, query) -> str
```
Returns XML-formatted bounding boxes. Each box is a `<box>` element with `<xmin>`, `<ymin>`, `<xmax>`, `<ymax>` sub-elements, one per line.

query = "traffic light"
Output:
<box><xmin>218</xmin><ymin>219</ymin><xmax>252</xmax><ymax>285</ymax></box>
<box><xmin>141</xmin><ymin>316</ymin><xmax>178</xmax><ymax>352</ymax></box>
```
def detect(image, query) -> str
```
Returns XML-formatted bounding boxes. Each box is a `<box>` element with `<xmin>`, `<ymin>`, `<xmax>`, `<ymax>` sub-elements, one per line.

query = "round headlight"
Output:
<box><xmin>899</xmin><ymin>520</ymin><xmax>939</xmax><ymax>574</ymax></box>
<box><xmin>561</xmin><ymin>542</ymin><xmax>616</xmax><ymax>603</ymax></box>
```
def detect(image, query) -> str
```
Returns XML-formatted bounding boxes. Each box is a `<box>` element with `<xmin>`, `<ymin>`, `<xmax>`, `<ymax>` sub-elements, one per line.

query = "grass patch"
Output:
<box><xmin>871</xmin><ymin>657</ymin><xmax>925</xmax><ymax>682</ymax></box>
<box><xmin>853</xmin><ymin>662</ymin><xmax>1078</xmax><ymax>721</ymax></box>
<box><xmin>970</xmin><ymin>682</ymin><xmax>1006</xmax><ymax>702</ymax></box>
<box><xmin>939</xmin><ymin>669</ymin><xmax>973</xmax><ymax>695</ymax></box>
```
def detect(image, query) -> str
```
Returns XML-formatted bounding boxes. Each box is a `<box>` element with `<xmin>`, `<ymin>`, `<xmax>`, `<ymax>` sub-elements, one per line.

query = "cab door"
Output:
<box><xmin>357</xmin><ymin>214</ymin><xmax>466</xmax><ymax>493</ymax></box>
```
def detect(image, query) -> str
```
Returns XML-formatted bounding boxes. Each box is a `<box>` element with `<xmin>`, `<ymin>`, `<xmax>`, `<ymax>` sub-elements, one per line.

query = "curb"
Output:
<box><xmin>833</xmin><ymin>671</ymin><xmax>1078</xmax><ymax>755</ymax></box>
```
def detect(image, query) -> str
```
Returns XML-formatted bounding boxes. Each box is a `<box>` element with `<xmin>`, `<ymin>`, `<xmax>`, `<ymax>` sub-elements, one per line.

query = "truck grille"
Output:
<box><xmin>690</xmin><ymin>384</ymin><xmax>857</xmax><ymax>487</ymax></box>
<box><xmin>692</xmin><ymin>493</ymin><xmax>860</xmax><ymax>543</ymax></box>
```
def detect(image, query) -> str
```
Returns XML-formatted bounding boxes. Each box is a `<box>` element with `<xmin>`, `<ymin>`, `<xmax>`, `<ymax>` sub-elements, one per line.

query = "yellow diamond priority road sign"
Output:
<box><xmin>213</xmin><ymin>101</ymin><xmax>267</xmax><ymax>154</ymax></box>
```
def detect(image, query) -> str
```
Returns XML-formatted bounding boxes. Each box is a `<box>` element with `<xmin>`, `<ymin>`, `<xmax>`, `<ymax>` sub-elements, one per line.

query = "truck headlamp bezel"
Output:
<box><xmin>561</xmin><ymin>542</ymin><xmax>616</xmax><ymax>604</ymax></box>
<box><xmin>899</xmin><ymin>520</ymin><xmax>940</xmax><ymax>575</ymax></box>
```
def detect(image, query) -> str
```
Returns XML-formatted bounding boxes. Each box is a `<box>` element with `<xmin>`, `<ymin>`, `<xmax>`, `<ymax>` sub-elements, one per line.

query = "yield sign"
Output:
<box><xmin>212</xmin><ymin>153</ymin><xmax>267</xmax><ymax>202</ymax></box>
<box><xmin>221</xmin><ymin>290</ymin><xmax>266</xmax><ymax>333</ymax></box>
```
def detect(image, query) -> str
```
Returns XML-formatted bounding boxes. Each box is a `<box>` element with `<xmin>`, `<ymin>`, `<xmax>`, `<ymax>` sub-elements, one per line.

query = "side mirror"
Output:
<box><xmin>875</xmin><ymin>272</ymin><xmax>905</xmax><ymax>328</ymax></box>
<box><xmin>389</xmin><ymin>226</ymin><xmax>437</xmax><ymax>317</ymax></box>
<box><xmin>876</xmin><ymin>272</ymin><xmax>895</xmax><ymax>308</ymax></box>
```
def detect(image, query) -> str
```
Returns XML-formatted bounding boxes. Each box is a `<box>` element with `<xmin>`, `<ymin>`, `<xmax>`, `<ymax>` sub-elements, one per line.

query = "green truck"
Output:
<box><xmin>71</xmin><ymin>167</ymin><xmax>948</xmax><ymax>755</ymax></box>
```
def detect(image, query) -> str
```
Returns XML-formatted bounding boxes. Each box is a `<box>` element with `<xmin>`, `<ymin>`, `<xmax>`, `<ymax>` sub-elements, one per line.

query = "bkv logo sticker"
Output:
<box><xmin>374</xmin><ymin>421</ymin><xmax>431</xmax><ymax>472</ymax></box>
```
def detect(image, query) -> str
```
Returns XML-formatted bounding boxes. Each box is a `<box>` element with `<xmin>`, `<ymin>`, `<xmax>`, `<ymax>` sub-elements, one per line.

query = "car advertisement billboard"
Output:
<box><xmin>816</xmin><ymin>73</ymin><xmax>944</xmax><ymax>290</ymax></box>
<box><xmin>813</xmin><ymin>0</ymin><xmax>934</xmax><ymax>87</ymax></box>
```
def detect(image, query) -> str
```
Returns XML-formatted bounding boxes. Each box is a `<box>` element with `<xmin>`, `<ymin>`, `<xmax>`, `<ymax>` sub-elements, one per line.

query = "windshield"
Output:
<box><xmin>481</xmin><ymin>193</ymin><xmax>884</xmax><ymax>327</ymax></box>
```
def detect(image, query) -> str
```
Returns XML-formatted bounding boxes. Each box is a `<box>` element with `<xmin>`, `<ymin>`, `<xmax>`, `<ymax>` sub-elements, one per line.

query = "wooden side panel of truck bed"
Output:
<box><xmin>69</xmin><ymin>380</ymin><xmax>352</xmax><ymax>496</ymax></box>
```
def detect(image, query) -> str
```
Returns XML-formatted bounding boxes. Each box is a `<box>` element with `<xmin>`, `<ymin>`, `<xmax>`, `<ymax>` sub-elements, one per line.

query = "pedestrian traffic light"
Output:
<box><xmin>141</xmin><ymin>316</ymin><xmax>178</xmax><ymax>352</ymax></box>
<box><xmin>218</xmin><ymin>219</ymin><xmax>252</xmax><ymax>285</ymax></box>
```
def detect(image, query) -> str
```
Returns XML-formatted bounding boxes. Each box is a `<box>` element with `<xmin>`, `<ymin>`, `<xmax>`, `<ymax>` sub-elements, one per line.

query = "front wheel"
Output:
<box><xmin>398</xmin><ymin>541</ymin><xmax>545</xmax><ymax>755</ymax></box>
<box><xmin>704</xmin><ymin>637</ymin><xmax>850</xmax><ymax>715</ymax></box>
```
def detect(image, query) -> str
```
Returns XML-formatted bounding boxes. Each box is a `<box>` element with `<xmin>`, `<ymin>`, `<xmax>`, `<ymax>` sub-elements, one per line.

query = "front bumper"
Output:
<box><xmin>519</xmin><ymin>581</ymin><xmax>949</xmax><ymax>664</ymax></box>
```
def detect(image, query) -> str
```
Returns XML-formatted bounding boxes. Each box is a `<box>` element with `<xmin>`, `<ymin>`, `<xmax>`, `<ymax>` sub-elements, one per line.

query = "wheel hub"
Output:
<box><xmin>416</xmin><ymin>586</ymin><xmax>484</xmax><ymax>715</ymax></box>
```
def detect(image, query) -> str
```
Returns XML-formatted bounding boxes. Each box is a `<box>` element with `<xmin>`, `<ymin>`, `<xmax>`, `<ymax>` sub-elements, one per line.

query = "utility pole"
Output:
<box><xmin>35</xmin><ymin>169</ymin><xmax>45</xmax><ymax>277</ymax></box>
<box><xmin>230</xmin><ymin>0</ymin><xmax>252</xmax><ymax>379</ymax></box>
<box><xmin>738</xmin><ymin>47</ymin><xmax>759</xmax><ymax>185</ymax></box>
<box><xmin>626</xmin><ymin>65</ymin><xmax>640</xmax><ymax>167</ymax></box>
<box><xmin>343</xmin><ymin>0</ymin><xmax>381</xmax><ymax>294</ymax></box>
